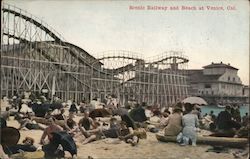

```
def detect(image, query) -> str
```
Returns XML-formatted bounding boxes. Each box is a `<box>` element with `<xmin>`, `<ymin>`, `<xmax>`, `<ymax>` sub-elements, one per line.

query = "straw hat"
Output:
<box><xmin>173</xmin><ymin>106</ymin><xmax>183</xmax><ymax>113</ymax></box>
<box><xmin>22</xmin><ymin>137</ymin><xmax>35</xmax><ymax>145</ymax></box>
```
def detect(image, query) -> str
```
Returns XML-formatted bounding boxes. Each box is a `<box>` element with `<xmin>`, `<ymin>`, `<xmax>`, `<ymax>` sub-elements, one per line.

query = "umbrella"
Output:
<box><xmin>51</xmin><ymin>131</ymin><xmax>77</xmax><ymax>156</ymax></box>
<box><xmin>182</xmin><ymin>96</ymin><xmax>208</xmax><ymax>105</ymax></box>
<box><xmin>0</xmin><ymin>127</ymin><xmax>20</xmax><ymax>147</ymax></box>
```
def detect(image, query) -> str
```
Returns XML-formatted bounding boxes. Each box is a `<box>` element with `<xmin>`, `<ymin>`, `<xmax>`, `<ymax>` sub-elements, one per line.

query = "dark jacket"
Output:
<box><xmin>216</xmin><ymin>110</ymin><xmax>241</xmax><ymax>130</ymax></box>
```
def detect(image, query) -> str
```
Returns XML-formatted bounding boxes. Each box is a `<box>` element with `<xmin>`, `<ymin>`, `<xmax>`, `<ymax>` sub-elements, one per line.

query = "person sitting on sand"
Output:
<box><xmin>106</xmin><ymin>95</ymin><xmax>117</xmax><ymax>111</ymax></box>
<box><xmin>234</xmin><ymin>122</ymin><xmax>250</xmax><ymax>139</ymax></box>
<box><xmin>78</xmin><ymin>110</ymin><xmax>96</xmax><ymax>131</ymax></box>
<box><xmin>164</xmin><ymin>106</ymin><xmax>183</xmax><ymax>136</ymax></box>
<box><xmin>102</xmin><ymin>117</ymin><xmax>120</xmax><ymax>138</ymax></box>
<box><xmin>40</xmin><ymin>117</ymin><xmax>63</xmax><ymax>145</ymax></box>
<box><xmin>44</xmin><ymin>108</ymin><xmax>53</xmax><ymax>119</ymax></box>
<box><xmin>16</xmin><ymin>113</ymin><xmax>45</xmax><ymax>130</ymax></box>
<box><xmin>53</xmin><ymin>108</ymin><xmax>66</xmax><ymax>121</ymax></box>
<box><xmin>6</xmin><ymin>137</ymin><xmax>37</xmax><ymax>155</ymax></box>
<box><xmin>241</xmin><ymin>112</ymin><xmax>249</xmax><ymax>127</ymax></box>
<box><xmin>209</xmin><ymin>110</ymin><xmax>216</xmax><ymax>122</ymax></box>
<box><xmin>78</xmin><ymin>110</ymin><xmax>102</xmax><ymax>144</ymax></box>
<box><xmin>0</xmin><ymin>107</ymin><xmax>10</xmax><ymax>121</ymax></box>
<box><xmin>215</xmin><ymin>105</ymin><xmax>241</xmax><ymax>135</ymax></box>
<box><xmin>148</xmin><ymin>110</ymin><xmax>170</xmax><ymax>132</ymax></box>
<box><xmin>192</xmin><ymin>105</ymin><xmax>202</xmax><ymax>119</ymax></box>
<box><xmin>118</xmin><ymin>121</ymin><xmax>139</xmax><ymax>146</ymax></box>
<box><xmin>110</xmin><ymin>117</ymin><xmax>119</xmax><ymax>129</ymax></box>
<box><xmin>201</xmin><ymin>113</ymin><xmax>214</xmax><ymax>131</ymax></box>
<box><xmin>69</xmin><ymin>101</ymin><xmax>78</xmax><ymax>114</ymax></box>
<box><xmin>80</xmin><ymin>121</ymin><xmax>104</xmax><ymax>144</ymax></box>
<box><xmin>178</xmin><ymin>103</ymin><xmax>199</xmax><ymax>146</ymax></box>
<box><xmin>158</xmin><ymin>110</ymin><xmax>170</xmax><ymax>128</ymax></box>
<box><xmin>65</xmin><ymin>112</ymin><xmax>78</xmax><ymax>136</ymax></box>
<box><xmin>79</xmin><ymin>100</ymin><xmax>87</xmax><ymax>113</ymax></box>
<box><xmin>231</xmin><ymin>105</ymin><xmax>241</xmax><ymax>123</ymax></box>
<box><xmin>145</xmin><ymin>106</ymin><xmax>153</xmax><ymax>119</ymax></box>
<box><xmin>19</xmin><ymin>102</ymin><xmax>34</xmax><ymax>114</ymax></box>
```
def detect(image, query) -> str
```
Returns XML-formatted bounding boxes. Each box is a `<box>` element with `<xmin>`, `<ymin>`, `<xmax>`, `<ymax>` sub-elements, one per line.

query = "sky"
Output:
<box><xmin>4</xmin><ymin>0</ymin><xmax>250</xmax><ymax>85</ymax></box>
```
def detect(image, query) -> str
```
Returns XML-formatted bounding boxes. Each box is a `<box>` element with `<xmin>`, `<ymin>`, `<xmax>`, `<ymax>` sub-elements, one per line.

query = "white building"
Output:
<box><xmin>188</xmin><ymin>62</ymin><xmax>246</xmax><ymax>105</ymax></box>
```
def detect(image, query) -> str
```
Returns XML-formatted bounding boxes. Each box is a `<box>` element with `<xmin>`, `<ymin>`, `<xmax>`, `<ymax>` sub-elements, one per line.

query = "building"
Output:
<box><xmin>187</xmin><ymin>62</ymin><xmax>247</xmax><ymax>105</ymax></box>
<box><xmin>242</xmin><ymin>85</ymin><xmax>250</xmax><ymax>104</ymax></box>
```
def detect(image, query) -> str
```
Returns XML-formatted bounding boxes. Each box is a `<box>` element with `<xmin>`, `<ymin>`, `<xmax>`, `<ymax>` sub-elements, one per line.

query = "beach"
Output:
<box><xmin>1</xmin><ymin>1</ymin><xmax>249</xmax><ymax>159</ymax></box>
<box><xmin>6</xmin><ymin>117</ymin><xmax>243</xmax><ymax>159</ymax></box>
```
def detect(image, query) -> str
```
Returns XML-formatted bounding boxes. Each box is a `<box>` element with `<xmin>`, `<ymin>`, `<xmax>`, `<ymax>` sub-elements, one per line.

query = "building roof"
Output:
<box><xmin>203</xmin><ymin>62</ymin><xmax>238</xmax><ymax>70</ymax></box>
<box><xmin>189</xmin><ymin>71</ymin><xmax>221</xmax><ymax>83</ymax></box>
<box><xmin>185</xmin><ymin>69</ymin><xmax>202</xmax><ymax>75</ymax></box>
<box><xmin>189</xmin><ymin>72</ymin><xmax>242</xmax><ymax>85</ymax></box>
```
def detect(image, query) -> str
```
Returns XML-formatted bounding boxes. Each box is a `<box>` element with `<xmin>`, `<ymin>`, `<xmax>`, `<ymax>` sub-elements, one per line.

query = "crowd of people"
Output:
<box><xmin>0</xmin><ymin>92</ymin><xmax>249</xmax><ymax>158</ymax></box>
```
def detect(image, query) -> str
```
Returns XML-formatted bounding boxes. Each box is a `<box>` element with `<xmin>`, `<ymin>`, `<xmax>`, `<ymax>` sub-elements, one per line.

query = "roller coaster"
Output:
<box><xmin>1</xmin><ymin>3</ymin><xmax>189</xmax><ymax>107</ymax></box>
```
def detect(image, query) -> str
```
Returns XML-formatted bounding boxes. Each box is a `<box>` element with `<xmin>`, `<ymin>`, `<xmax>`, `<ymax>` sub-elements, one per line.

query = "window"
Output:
<box><xmin>233</xmin><ymin>77</ymin><xmax>235</xmax><ymax>82</ymax></box>
<box><xmin>205</xmin><ymin>84</ymin><xmax>211</xmax><ymax>88</ymax></box>
<box><xmin>228</xmin><ymin>76</ymin><xmax>230</xmax><ymax>81</ymax></box>
<box><xmin>222</xmin><ymin>84</ymin><xmax>225</xmax><ymax>89</ymax></box>
<box><xmin>211</xmin><ymin>91</ymin><xmax>214</xmax><ymax>95</ymax></box>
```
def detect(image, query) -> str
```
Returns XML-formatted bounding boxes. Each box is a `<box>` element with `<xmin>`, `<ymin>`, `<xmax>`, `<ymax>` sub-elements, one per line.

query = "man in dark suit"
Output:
<box><xmin>216</xmin><ymin>105</ymin><xmax>241</xmax><ymax>131</ymax></box>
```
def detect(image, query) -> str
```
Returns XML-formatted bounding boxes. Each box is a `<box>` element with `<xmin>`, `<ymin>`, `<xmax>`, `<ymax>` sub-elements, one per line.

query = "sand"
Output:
<box><xmin>4</xmin><ymin>116</ymin><xmax>247</xmax><ymax>159</ymax></box>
